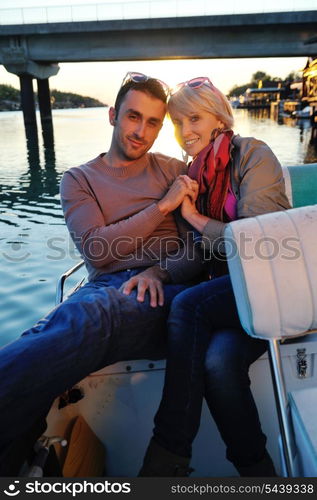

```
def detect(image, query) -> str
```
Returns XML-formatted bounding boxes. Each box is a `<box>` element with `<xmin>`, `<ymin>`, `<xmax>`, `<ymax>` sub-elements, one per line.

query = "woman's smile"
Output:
<box><xmin>184</xmin><ymin>138</ymin><xmax>199</xmax><ymax>146</ymax></box>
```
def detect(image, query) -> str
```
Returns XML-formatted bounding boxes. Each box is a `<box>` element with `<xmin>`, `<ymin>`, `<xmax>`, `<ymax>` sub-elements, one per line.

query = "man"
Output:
<box><xmin>0</xmin><ymin>73</ymin><xmax>199</xmax><ymax>474</ymax></box>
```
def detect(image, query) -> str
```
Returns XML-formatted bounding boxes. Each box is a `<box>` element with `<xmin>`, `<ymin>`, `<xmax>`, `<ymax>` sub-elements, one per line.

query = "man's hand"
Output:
<box><xmin>157</xmin><ymin>175</ymin><xmax>198</xmax><ymax>216</ymax></box>
<box><xmin>119</xmin><ymin>266</ymin><xmax>170</xmax><ymax>307</ymax></box>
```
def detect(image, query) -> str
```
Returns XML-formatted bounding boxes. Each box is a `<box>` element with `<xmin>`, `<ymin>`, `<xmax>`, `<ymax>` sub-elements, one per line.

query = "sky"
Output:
<box><xmin>0</xmin><ymin>0</ymin><xmax>314</xmax><ymax>105</ymax></box>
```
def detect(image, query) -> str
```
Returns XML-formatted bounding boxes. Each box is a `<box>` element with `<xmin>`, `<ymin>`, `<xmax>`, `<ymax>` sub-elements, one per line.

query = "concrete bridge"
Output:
<box><xmin>1</xmin><ymin>8</ymin><xmax>316</xmax><ymax>129</ymax></box>
<box><xmin>1</xmin><ymin>10</ymin><xmax>317</xmax><ymax>64</ymax></box>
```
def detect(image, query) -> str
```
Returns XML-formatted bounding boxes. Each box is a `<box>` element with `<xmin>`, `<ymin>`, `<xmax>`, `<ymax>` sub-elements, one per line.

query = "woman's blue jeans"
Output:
<box><xmin>153</xmin><ymin>274</ymin><xmax>268</xmax><ymax>468</ymax></box>
<box><xmin>0</xmin><ymin>268</ymin><xmax>186</xmax><ymax>455</ymax></box>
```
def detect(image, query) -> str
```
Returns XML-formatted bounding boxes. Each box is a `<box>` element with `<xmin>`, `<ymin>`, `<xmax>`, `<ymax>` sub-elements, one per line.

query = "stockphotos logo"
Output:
<box><xmin>3</xmin><ymin>481</ymin><xmax>20</xmax><ymax>496</ymax></box>
<box><xmin>3</xmin><ymin>480</ymin><xmax>131</xmax><ymax>497</ymax></box>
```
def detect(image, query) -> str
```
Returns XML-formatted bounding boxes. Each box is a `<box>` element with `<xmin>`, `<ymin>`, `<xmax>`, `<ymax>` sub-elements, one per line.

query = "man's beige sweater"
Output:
<box><xmin>60</xmin><ymin>152</ymin><xmax>186</xmax><ymax>280</ymax></box>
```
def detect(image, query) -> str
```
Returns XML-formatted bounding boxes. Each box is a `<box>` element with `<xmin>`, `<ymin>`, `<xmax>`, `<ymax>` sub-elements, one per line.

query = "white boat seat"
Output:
<box><xmin>225</xmin><ymin>205</ymin><xmax>317</xmax><ymax>340</ymax></box>
<box><xmin>224</xmin><ymin>204</ymin><xmax>317</xmax><ymax>476</ymax></box>
<box><xmin>220</xmin><ymin>163</ymin><xmax>317</xmax><ymax>477</ymax></box>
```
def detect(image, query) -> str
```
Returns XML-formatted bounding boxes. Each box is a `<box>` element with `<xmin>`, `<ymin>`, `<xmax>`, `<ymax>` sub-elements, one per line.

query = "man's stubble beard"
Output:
<box><xmin>120</xmin><ymin>139</ymin><xmax>150</xmax><ymax>162</ymax></box>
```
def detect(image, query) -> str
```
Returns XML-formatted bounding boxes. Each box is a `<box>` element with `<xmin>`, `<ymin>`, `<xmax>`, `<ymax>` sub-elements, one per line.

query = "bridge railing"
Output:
<box><xmin>0</xmin><ymin>0</ymin><xmax>316</xmax><ymax>25</ymax></box>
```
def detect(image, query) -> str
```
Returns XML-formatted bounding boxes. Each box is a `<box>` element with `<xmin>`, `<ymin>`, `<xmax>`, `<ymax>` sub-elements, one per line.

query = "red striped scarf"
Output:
<box><xmin>188</xmin><ymin>129</ymin><xmax>233</xmax><ymax>221</ymax></box>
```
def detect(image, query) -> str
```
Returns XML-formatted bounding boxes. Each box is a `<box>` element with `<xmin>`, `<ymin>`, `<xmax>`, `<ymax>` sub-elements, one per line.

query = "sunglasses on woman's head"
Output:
<box><xmin>171</xmin><ymin>77</ymin><xmax>216</xmax><ymax>95</ymax></box>
<box><xmin>120</xmin><ymin>72</ymin><xmax>170</xmax><ymax>96</ymax></box>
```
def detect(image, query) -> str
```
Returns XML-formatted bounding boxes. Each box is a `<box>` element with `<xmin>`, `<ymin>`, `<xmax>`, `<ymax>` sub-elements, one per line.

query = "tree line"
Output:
<box><xmin>0</xmin><ymin>84</ymin><xmax>106</xmax><ymax>111</ymax></box>
<box><xmin>228</xmin><ymin>70</ymin><xmax>301</xmax><ymax>97</ymax></box>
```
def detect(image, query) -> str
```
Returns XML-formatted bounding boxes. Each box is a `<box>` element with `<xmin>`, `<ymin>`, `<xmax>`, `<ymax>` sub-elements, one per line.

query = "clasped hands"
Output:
<box><xmin>119</xmin><ymin>175</ymin><xmax>198</xmax><ymax>307</ymax></box>
<box><xmin>157</xmin><ymin>174</ymin><xmax>198</xmax><ymax>216</ymax></box>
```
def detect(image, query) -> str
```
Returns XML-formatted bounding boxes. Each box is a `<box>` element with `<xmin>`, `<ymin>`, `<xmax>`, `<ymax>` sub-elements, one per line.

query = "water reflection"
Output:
<box><xmin>248</xmin><ymin>107</ymin><xmax>317</xmax><ymax>152</ymax></box>
<box><xmin>25</xmin><ymin>123</ymin><xmax>40</xmax><ymax>171</ymax></box>
<box><xmin>42</xmin><ymin>121</ymin><xmax>55</xmax><ymax>156</ymax></box>
<box><xmin>2</xmin><ymin>120</ymin><xmax>61</xmax><ymax>226</ymax></box>
<box><xmin>247</xmin><ymin>108</ymin><xmax>270</xmax><ymax>120</ymax></box>
<box><xmin>304</xmin><ymin>139</ymin><xmax>317</xmax><ymax>163</ymax></box>
<box><xmin>284</xmin><ymin>117</ymin><xmax>317</xmax><ymax>162</ymax></box>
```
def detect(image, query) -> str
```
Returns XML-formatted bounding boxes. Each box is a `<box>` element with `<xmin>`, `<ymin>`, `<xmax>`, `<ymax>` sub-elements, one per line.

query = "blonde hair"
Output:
<box><xmin>168</xmin><ymin>82</ymin><xmax>234</xmax><ymax>129</ymax></box>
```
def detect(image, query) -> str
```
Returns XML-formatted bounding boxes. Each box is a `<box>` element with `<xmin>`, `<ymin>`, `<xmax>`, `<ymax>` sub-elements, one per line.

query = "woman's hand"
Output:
<box><xmin>181</xmin><ymin>191</ymin><xmax>211</xmax><ymax>234</ymax></box>
<box><xmin>181</xmin><ymin>194</ymin><xmax>199</xmax><ymax>219</ymax></box>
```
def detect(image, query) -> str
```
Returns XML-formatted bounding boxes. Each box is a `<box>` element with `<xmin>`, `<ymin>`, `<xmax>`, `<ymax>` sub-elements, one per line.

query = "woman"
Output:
<box><xmin>127</xmin><ymin>77</ymin><xmax>291</xmax><ymax>476</ymax></box>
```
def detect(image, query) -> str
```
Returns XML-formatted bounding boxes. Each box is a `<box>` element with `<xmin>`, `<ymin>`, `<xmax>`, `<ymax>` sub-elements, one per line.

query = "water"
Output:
<box><xmin>1</xmin><ymin>107</ymin><xmax>316</xmax><ymax>348</ymax></box>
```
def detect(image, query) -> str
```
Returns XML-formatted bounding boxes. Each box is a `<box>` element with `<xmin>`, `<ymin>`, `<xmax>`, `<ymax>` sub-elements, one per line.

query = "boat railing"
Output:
<box><xmin>55</xmin><ymin>259</ymin><xmax>85</xmax><ymax>304</ymax></box>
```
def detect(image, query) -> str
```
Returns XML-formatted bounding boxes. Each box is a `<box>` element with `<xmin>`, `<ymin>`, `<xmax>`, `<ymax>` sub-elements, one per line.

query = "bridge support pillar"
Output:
<box><xmin>19</xmin><ymin>74</ymin><xmax>37</xmax><ymax>128</ymax></box>
<box><xmin>5</xmin><ymin>61</ymin><xmax>59</xmax><ymax>131</ymax></box>
<box><xmin>37</xmin><ymin>78</ymin><xmax>52</xmax><ymax>126</ymax></box>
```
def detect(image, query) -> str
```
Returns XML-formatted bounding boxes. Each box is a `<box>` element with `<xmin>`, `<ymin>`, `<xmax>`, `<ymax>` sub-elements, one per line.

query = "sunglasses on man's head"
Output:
<box><xmin>170</xmin><ymin>77</ymin><xmax>216</xmax><ymax>95</ymax></box>
<box><xmin>121</xmin><ymin>72</ymin><xmax>170</xmax><ymax>96</ymax></box>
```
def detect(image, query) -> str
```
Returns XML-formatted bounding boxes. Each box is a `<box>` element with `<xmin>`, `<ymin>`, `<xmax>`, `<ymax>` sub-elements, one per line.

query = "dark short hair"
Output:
<box><xmin>114</xmin><ymin>79</ymin><xmax>167</xmax><ymax>116</ymax></box>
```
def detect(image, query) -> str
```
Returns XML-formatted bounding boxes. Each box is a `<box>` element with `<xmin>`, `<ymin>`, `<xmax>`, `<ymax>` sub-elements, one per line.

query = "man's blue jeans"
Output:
<box><xmin>153</xmin><ymin>274</ymin><xmax>268</xmax><ymax>468</ymax></box>
<box><xmin>0</xmin><ymin>268</ymin><xmax>186</xmax><ymax>453</ymax></box>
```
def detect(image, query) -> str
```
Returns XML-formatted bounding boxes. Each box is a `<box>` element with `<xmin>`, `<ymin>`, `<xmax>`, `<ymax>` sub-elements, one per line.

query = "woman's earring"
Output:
<box><xmin>210</xmin><ymin>128</ymin><xmax>223</xmax><ymax>142</ymax></box>
<box><xmin>181</xmin><ymin>150</ymin><xmax>189</xmax><ymax>163</ymax></box>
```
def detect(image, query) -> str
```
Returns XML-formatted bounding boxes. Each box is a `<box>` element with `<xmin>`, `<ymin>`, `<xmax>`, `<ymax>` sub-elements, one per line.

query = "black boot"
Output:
<box><xmin>236</xmin><ymin>449</ymin><xmax>277</xmax><ymax>477</ymax></box>
<box><xmin>138</xmin><ymin>438</ymin><xmax>193</xmax><ymax>477</ymax></box>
